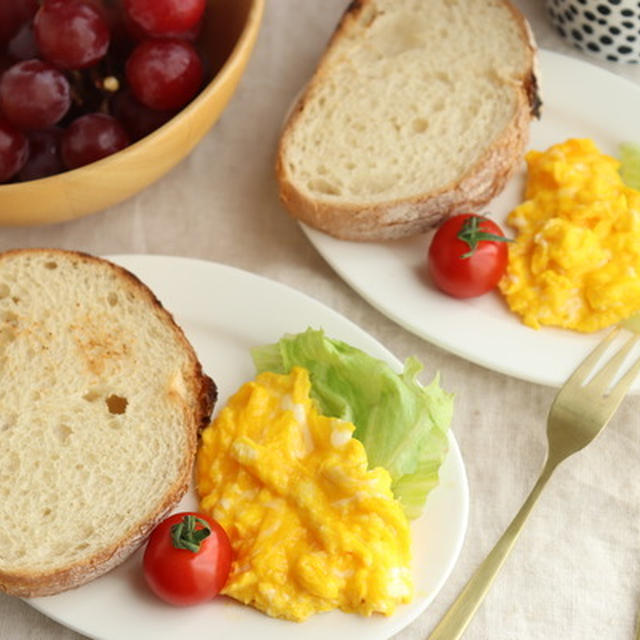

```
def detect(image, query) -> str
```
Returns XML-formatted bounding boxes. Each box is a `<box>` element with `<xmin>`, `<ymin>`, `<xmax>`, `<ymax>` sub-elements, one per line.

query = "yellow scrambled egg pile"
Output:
<box><xmin>499</xmin><ymin>138</ymin><xmax>640</xmax><ymax>332</ymax></box>
<box><xmin>195</xmin><ymin>367</ymin><xmax>412</xmax><ymax>622</ymax></box>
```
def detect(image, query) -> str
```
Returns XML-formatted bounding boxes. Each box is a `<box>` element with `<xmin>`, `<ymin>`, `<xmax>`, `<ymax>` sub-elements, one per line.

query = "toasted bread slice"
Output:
<box><xmin>276</xmin><ymin>0</ymin><xmax>541</xmax><ymax>241</ymax></box>
<box><xmin>0</xmin><ymin>249</ymin><xmax>216</xmax><ymax>597</ymax></box>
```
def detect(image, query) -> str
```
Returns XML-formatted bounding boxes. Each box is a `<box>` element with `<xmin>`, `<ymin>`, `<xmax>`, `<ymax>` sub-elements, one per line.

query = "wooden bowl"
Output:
<box><xmin>0</xmin><ymin>0</ymin><xmax>265</xmax><ymax>226</ymax></box>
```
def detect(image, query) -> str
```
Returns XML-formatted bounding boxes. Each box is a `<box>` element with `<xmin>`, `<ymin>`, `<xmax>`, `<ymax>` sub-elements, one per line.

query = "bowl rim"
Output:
<box><xmin>2</xmin><ymin>0</ymin><xmax>266</xmax><ymax>192</ymax></box>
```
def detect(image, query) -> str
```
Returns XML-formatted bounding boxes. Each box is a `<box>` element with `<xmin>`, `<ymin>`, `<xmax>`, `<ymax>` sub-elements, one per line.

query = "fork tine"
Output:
<box><xmin>564</xmin><ymin>326</ymin><xmax>620</xmax><ymax>385</ymax></box>
<box><xmin>607</xmin><ymin>344</ymin><xmax>640</xmax><ymax>398</ymax></box>
<box><xmin>588</xmin><ymin>333</ymin><xmax>640</xmax><ymax>393</ymax></box>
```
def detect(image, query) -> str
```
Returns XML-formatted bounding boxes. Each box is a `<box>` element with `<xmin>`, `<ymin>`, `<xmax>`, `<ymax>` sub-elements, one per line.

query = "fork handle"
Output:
<box><xmin>427</xmin><ymin>458</ymin><xmax>557</xmax><ymax>640</ymax></box>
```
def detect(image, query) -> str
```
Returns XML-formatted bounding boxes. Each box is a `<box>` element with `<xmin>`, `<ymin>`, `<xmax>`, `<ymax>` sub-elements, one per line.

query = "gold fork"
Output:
<box><xmin>428</xmin><ymin>318</ymin><xmax>640</xmax><ymax>640</ymax></box>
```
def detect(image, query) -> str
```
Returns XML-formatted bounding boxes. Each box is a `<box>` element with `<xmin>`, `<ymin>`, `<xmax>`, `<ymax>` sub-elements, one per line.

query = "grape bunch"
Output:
<box><xmin>0</xmin><ymin>0</ymin><xmax>208</xmax><ymax>183</ymax></box>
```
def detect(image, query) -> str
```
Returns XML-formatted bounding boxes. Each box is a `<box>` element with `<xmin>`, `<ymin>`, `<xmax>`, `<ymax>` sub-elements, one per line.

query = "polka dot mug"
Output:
<box><xmin>546</xmin><ymin>0</ymin><xmax>640</xmax><ymax>63</ymax></box>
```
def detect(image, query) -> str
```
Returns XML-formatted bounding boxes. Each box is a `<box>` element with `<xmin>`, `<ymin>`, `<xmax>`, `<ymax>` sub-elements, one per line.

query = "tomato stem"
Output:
<box><xmin>170</xmin><ymin>515</ymin><xmax>211</xmax><ymax>553</ymax></box>
<box><xmin>458</xmin><ymin>215</ymin><xmax>512</xmax><ymax>259</ymax></box>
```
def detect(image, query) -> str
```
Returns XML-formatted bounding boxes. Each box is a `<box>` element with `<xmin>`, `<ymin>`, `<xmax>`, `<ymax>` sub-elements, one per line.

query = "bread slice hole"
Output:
<box><xmin>83</xmin><ymin>390</ymin><xmax>101</xmax><ymax>402</ymax></box>
<box><xmin>56</xmin><ymin>424</ymin><xmax>72</xmax><ymax>445</ymax></box>
<box><xmin>1</xmin><ymin>414</ymin><xmax>16</xmax><ymax>432</ymax></box>
<box><xmin>106</xmin><ymin>394</ymin><xmax>128</xmax><ymax>415</ymax></box>
<box><xmin>44</xmin><ymin>261</ymin><xmax>58</xmax><ymax>270</ymax></box>
<box><xmin>412</xmin><ymin>117</ymin><xmax>429</xmax><ymax>133</ymax></box>
<box><xmin>2</xmin><ymin>310</ymin><xmax>18</xmax><ymax>325</ymax></box>
<box><xmin>307</xmin><ymin>178</ymin><xmax>341</xmax><ymax>196</ymax></box>
<box><xmin>107</xmin><ymin>292</ymin><xmax>118</xmax><ymax>306</ymax></box>
<box><xmin>0</xmin><ymin>327</ymin><xmax>16</xmax><ymax>348</ymax></box>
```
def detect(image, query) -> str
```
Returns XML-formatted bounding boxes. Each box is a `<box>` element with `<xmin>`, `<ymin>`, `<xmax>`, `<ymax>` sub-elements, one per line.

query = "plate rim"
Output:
<box><xmin>24</xmin><ymin>253</ymin><xmax>470</xmax><ymax>640</ymax></box>
<box><xmin>300</xmin><ymin>48</ymin><xmax>640</xmax><ymax>390</ymax></box>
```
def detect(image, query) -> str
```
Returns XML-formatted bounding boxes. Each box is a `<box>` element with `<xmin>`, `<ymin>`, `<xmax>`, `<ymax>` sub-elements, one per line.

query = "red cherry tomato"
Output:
<box><xmin>427</xmin><ymin>213</ymin><xmax>511</xmax><ymax>299</ymax></box>
<box><xmin>143</xmin><ymin>511</ymin><xmax>232</xmax><ymax>606</ymax></box>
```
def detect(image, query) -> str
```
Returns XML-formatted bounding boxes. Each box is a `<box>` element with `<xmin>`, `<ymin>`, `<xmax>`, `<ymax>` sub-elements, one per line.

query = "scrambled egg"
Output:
<box><xmin>499</xmin><ymin>138</ymin><xmax>640</xmax><ymax>332</ymax></box>
<box><xmin>195</xmin><ymin>367</ymin><xmax>412</xmax><ymax>622</ymax></box>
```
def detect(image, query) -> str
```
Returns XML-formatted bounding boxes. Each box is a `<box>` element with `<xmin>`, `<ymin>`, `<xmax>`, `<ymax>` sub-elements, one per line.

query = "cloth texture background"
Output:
<box><xmin>1</xmin><ymin>1</ymin><xmax>640</xmax><ymax>638</ymax></box>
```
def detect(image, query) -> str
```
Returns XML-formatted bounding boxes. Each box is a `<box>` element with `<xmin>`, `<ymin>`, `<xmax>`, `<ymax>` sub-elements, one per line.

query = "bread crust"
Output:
<box><xmin>276</xmin><ymin>0</ymin><xmax>541</xmax><ymax>242</ymax></box>
<box><xmin>0</xmin><ymin>249</ymin><xmax>216</xmax><ymax>598</ymax></box>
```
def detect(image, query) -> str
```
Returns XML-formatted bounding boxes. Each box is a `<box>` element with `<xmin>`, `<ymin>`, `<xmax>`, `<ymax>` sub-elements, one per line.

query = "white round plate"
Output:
<box><xmin>27</xmin><ymin>255</ymin><xmax>469</xmax><ymax>640</ymax></box>
<box><xmin>301</xmin><ymin>49</ymin><xmax>640</xmax><ymax>390</ymax></box>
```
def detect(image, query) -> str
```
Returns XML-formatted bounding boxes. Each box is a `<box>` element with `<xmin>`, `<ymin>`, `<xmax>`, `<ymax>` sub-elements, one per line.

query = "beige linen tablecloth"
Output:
<box><xmin>2</xmin><ymin>1</ymin><xmax>640</xmax><ymax>638</ymax></box>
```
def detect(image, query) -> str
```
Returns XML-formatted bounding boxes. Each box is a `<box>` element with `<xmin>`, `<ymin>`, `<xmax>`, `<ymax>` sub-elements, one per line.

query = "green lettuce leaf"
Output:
<box><xmin>251</xmin><ymin>328</ymin><xmax>453</xmax><ymax>519</ymax></box>
<box><xmin>620</xmin><ymin>142</ymin><xmax>640</xmax><ymax>190</ymax></box>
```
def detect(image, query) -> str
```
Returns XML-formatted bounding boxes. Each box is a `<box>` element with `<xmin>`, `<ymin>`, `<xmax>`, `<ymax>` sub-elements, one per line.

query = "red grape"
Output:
<box><xmin>102</xmin><ymin>3</ymin><xmax>137</xmax><ymax>60</ymax></box>
<box><xmin>34</xmin><ymin>0</ymin><xmax>110</xmax><ymax>70</ymax></box>
<box><xmin>0</xmin><ymin>53</ymin><xmax>13</xmax><ymax>76</ymax></box>
<box><xmin>0</xmin><ymin>60</ymin><xmax>71</xmax><ymax>130</ymax></box>
<box><xmin>0</xmin><ymin>119</ymin><xmax>29</xmax><ymax>181</ymax></box>
<box><xmin>111</xmin><ymin>90</ymin><xmax>175</xmax><ymax>141</ymax></box>
<box><xmin>18</xmin><ymin>127</ymin><xmax>63</xmax><ymax>181</ymax></box>
<box><xmin>0</xmin><ymin>0</ymin><xmax>38</xmax><ymax>45</ymax></box>
<box><xmin>0</xmin><ymin>0</ymin><xmax>213</xmax><ymax>184</ymax></box>
<box><xmin>123</xmin><ymin>12</ymin><xmax>202</xmax><ymax>44</ymax></box>
<box><xmin>7</xmin><ymin>21</ymin><xmax>39</xmax><ymax>61</ymax></box>
<box><xmin>123</xmin><ymin>0</ymin><xmax>206</xmax><ymax>38</ymax></box>
<box><xmin>60</xmin><ymin>113</ymin><xmax>129</xmax><ymax>169</ymax></box>
<box><xmin>126</xmin><ymin>39</ymin><xmax>203</xmax><ymax>111</ymax></box>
